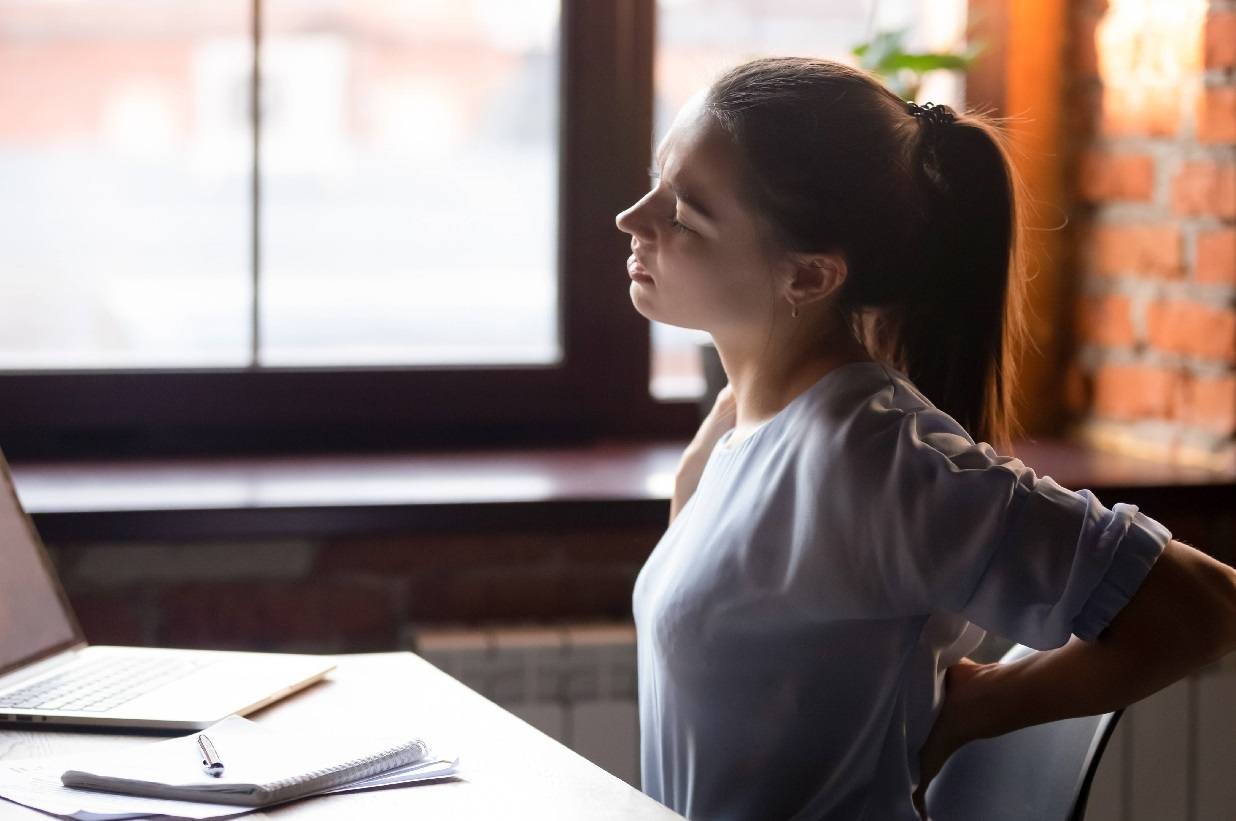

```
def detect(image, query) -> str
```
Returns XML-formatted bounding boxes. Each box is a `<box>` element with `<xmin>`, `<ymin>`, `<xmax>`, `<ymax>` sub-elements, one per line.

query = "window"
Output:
<box><xmin>258</xmin><ymin>2</ymin><xmax>561</xmax><ymax>367</ymax></box>
<box><xmin>0</xmin><ymin>1</ymin><xmax>252</xmax><ymax>370</ymax></box>
<box><xmin>0</xmin><ymin>0</ymin><xmax>700</xmax><ymax>457</ymax></box>
<box><xmin>0</xmin><ymin>0</ymin><xmax>969</xmax><ymax>458</ymax></box>
<box><xmin>0</xmin><ymin>0</ymin><xmax>560</xmax><ymax>371</ymax></box>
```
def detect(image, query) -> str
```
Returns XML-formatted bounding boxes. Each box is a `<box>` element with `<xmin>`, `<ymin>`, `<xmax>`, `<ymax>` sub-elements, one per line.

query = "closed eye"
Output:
<box><xmin>649</xmin><ymin>167</ymin><xmax>696</xmax><ymax>234</ymax></box>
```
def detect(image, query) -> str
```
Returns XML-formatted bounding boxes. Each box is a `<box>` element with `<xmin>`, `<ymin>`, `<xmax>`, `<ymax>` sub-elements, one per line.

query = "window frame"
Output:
<box><xmin>0</xmin><ymin>0</ymin><xmax>700</xmax><ymax>459</ymax></box>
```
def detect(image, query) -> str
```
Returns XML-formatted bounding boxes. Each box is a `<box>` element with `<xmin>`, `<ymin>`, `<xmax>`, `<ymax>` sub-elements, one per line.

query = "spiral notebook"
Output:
<box><xmin>58</xmin><ymin>715</ymin><xmax>455</xmax><ymax>808</ymax></box>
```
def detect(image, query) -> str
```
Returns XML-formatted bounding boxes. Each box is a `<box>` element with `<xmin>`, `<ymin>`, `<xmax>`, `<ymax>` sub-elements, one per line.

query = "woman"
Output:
<box><xmin>615</xmin><ymin>57</ymin><xmax>1236</xmax><ymax>821</ymax></box>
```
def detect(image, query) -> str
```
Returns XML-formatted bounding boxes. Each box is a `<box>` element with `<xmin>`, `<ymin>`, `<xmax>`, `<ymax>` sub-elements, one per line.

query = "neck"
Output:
<box><xmin>713</xmin><ymin>317</ymin><xmax>873</xmax><ymax>441</ymax></box>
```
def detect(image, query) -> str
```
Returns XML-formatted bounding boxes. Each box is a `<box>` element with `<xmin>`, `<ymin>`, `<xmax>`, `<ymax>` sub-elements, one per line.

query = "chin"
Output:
<box><xmin>629</xmin><ymin>283</ymin><xmax>660</xmax><ymax>321</ymax></box>
<box><xmin>629</xmin><ymin>290</ymin><xmax>710</xmax><ymax>332</ymax></box>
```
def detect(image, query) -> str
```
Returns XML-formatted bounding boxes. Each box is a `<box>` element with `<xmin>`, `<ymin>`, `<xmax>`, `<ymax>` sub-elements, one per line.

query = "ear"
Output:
<box><xmin>783</xmin><ymin>252</ymin><xmax>847</xmax><ymax>308</ymax></box>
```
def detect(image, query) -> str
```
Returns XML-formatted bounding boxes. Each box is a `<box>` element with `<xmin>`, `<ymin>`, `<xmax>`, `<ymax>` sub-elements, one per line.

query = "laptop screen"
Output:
<box><xmin>0</xmin><ymin>454</ymin><xmax>80</xmax><ymax>677</ymax></box>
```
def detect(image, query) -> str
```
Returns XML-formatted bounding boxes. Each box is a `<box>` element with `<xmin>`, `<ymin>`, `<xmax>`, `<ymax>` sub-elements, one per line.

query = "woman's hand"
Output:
<box><xmin>693</xmin><ymin>384</ymin><xmax>737</xmax><ymax>452</ymax></box>
<box><xmin>913</xmin><ymin>657</ymin><xmax>996</xmax><ymax>819</ymax></box>
<box><xmin>669</xmin><ymin>385</ymin><xmax>736</xmax><ymax>523</ymax></box>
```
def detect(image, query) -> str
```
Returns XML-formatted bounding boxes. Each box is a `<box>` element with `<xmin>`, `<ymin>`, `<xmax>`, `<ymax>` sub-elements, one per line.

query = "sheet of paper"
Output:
<box><xmin>0</xmin><ymin>753</ymin><xmax>245</xmax><ymax>819</ymax></box>
<box><xmin>325</xmin><ymin>754</ymin><xmax>461</xmax><ymax>792</ymax></box>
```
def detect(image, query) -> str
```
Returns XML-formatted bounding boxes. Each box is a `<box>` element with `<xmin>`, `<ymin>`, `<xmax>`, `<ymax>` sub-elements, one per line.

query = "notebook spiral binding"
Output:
<box><xmin>260</xmin><ymin>738</ymin><xmax>431</xmax><ymax>801</ymax></box>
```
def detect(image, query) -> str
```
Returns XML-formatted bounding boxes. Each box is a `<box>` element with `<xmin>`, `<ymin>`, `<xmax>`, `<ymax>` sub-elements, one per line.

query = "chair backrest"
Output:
<box><xmin>923</xmin><ymin>643</ymin><xmax>1122</xmax><ymax>821</ymax></box>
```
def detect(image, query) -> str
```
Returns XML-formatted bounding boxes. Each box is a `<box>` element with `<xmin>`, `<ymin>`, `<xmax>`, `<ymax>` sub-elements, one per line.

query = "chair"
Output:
<box><xmin>923</xmin><ymin>643</ymin><xmax>1123</xmax><ymax>821</ymax></box>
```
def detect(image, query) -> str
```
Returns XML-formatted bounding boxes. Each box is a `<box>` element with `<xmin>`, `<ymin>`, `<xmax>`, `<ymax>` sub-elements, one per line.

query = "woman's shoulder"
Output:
<box><xmin>790</xmin><ymin>365</ymin><xmax>1038</xmax><ymax>527</ymax></box>
<box><xmin>792</xmin><ymin>360</ymin><xmax>941</xmax><ymax>428</ymax></box>
<box><xmin>792</xmin><ymin>361</ymin><xmax>976</xmax><ymax>463</ymax></box>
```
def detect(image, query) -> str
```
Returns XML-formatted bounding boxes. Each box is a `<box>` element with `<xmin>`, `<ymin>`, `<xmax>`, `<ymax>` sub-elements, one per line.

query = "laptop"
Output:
<box><xmin>0</xmin><ymin>449</ymin><xmax>336</xmax><ymax>730</ymax></box>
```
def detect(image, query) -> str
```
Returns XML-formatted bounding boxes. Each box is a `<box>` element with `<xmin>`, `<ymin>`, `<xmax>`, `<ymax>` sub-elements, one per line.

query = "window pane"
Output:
<box><xmin>0</xmin><ymin>1</ymin><xmax>251</xmax><ymax>369</ymax></box>
<box><xmin>260</xmin><ymin>1</ymin><xmax>560</xmax><ymax>367</ymax></box>
<box><xmin>650</xmin><ymin>0</ymin><xmax>967</xmax><ymax>399</ymax></box>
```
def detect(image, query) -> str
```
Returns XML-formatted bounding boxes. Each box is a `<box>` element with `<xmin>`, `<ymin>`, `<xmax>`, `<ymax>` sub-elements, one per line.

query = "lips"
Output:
<box><xmin>627</xmin><ymin>253</ymin><xmax>653</xmax><ymax>282</ymax></box>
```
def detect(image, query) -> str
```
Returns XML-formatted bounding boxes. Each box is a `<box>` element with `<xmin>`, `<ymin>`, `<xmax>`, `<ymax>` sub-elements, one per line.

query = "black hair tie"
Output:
<box><xmin>907</xmin><ymin>101</ymin><xmax>956</xmax><ymax>128</ymax></box>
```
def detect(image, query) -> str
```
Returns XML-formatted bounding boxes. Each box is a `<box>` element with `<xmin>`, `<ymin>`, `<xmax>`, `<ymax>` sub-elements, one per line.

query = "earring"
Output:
<box><xmin>791</xmin><ymin>303</ymin><xmax>800</xmax><ymax>319</ymax></box>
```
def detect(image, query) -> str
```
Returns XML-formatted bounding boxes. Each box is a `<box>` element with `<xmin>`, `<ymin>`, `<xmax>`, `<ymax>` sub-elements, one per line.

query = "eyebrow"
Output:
<box><xmin>648</xmin><ymin>162</ymin><xmax>717</xmax><ymax>223</ymax></box>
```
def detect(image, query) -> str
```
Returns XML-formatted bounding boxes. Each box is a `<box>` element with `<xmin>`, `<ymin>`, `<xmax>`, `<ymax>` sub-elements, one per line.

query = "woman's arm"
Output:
<box><xmin>954</xmin><ymin>539</ymin><xmax>1236</xmax><ymax>739</ymax></box>
<box><xmin>670</xmin><ymin>385</ymin><xmax>736</xmax><ymax>524</ymax></box>
<box><xmin>916</xmin><ymin>538</ymin><xmax>1236</xmax><ymax>813</ymax></box>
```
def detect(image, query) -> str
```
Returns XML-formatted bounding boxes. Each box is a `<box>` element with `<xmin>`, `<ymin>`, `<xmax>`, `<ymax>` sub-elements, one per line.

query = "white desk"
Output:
<box><xmin>0</xmin><ymin>653</ymin><xmax>682</xmax><ymax>820</ymax></box>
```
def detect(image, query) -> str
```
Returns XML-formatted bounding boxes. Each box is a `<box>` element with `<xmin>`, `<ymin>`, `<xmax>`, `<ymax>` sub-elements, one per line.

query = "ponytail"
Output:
<box><xmin>705</xmin><ymin>58</ymin><xmax>1026</xmax><ymax>448</ymax></box>
<box><xmin>891</xmin><ymin>108</ymin><xmax>1026</xmax><ymax>448</ymax></box>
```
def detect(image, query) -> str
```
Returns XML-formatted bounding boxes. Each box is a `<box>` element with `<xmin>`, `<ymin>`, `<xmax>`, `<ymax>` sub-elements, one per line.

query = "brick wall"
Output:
<box><xmin>44</xmin><ymin>523</ymin><xmax>662</xmax><ymax>653</ymax></box>
<box><xmin>1067</xmin><ymin>0</ymin><xmax>1236</xmax><ymax>470</ymax></box>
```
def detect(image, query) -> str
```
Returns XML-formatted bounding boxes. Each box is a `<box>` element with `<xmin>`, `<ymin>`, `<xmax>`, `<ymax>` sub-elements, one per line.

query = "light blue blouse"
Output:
<box><xmin>632</xmin><ymin>361</ymin><xmax>1170</xmax><ymax>821</ymax></box>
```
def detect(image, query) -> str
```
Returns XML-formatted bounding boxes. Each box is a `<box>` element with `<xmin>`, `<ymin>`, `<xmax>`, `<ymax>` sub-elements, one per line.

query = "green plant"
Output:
<box><xmin>852</xmin><ymin>28</ymin><xmax>982</xmax><ymax>102</ymax></box>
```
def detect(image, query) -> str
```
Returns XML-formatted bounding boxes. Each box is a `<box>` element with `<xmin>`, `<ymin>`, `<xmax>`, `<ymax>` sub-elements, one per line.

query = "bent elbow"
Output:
<box><xmin>1150</xmin><ymin>541</ymin><xmax>1236</xmax><ymax>666</ymax></box>
<box><xmin>1197</xmin><ymin>555</ymin><xmax>1236</xmax><ymax>663</ymax></box>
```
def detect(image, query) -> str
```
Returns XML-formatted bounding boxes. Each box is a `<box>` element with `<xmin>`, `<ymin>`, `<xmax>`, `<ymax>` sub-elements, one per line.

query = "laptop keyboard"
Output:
<box><xmin>0</xmin><ymin>655</ymin><xmax>213</xmax><ymax>713</ymax></box>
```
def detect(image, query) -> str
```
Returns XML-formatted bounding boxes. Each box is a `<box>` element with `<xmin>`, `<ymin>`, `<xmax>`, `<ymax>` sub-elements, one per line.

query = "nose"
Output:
<box><xmin>615</xmin><ymin>192</ymin><xmax>655</xmax><ymax>241</ymax></box>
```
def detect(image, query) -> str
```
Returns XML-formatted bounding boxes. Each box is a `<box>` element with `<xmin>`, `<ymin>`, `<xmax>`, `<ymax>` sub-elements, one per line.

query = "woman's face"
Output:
<box><xmin>615</xmin><ymin>95</ymin><xmax>787</xmax><ymax>339</ymax></box>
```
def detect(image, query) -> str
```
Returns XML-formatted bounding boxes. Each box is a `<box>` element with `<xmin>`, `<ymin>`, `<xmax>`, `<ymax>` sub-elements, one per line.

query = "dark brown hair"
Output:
<box><xmin>704</xmin><ymin>57</ymin><xmax>1026</xmax><ymax>448</ymax></box>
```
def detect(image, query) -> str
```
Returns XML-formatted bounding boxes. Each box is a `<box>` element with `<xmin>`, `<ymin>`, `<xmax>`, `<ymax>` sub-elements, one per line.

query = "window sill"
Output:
<box><xmin>12</xmin><ymin>441</ymin><xmax>685</xmax><ymax>542</ymax></box>
<box><xmin>10</xmin><ymin>439</ymin><xmax>1233</xmax><ymax>543</ymax></box>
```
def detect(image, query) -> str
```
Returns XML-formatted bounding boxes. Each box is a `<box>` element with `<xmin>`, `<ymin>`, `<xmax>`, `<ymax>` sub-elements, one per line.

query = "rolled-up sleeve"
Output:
<box><xmin>863</xmin><ymin>409</ymin><xmax>1172</xmax><ymax>650</ymax></box>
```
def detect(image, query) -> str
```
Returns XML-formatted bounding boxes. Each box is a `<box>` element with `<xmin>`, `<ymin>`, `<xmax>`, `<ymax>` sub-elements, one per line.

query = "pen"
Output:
<box><xmin>197</xmin><ymin>734</ymin><xmax>224</xmax><ymax>777</ymax></box>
